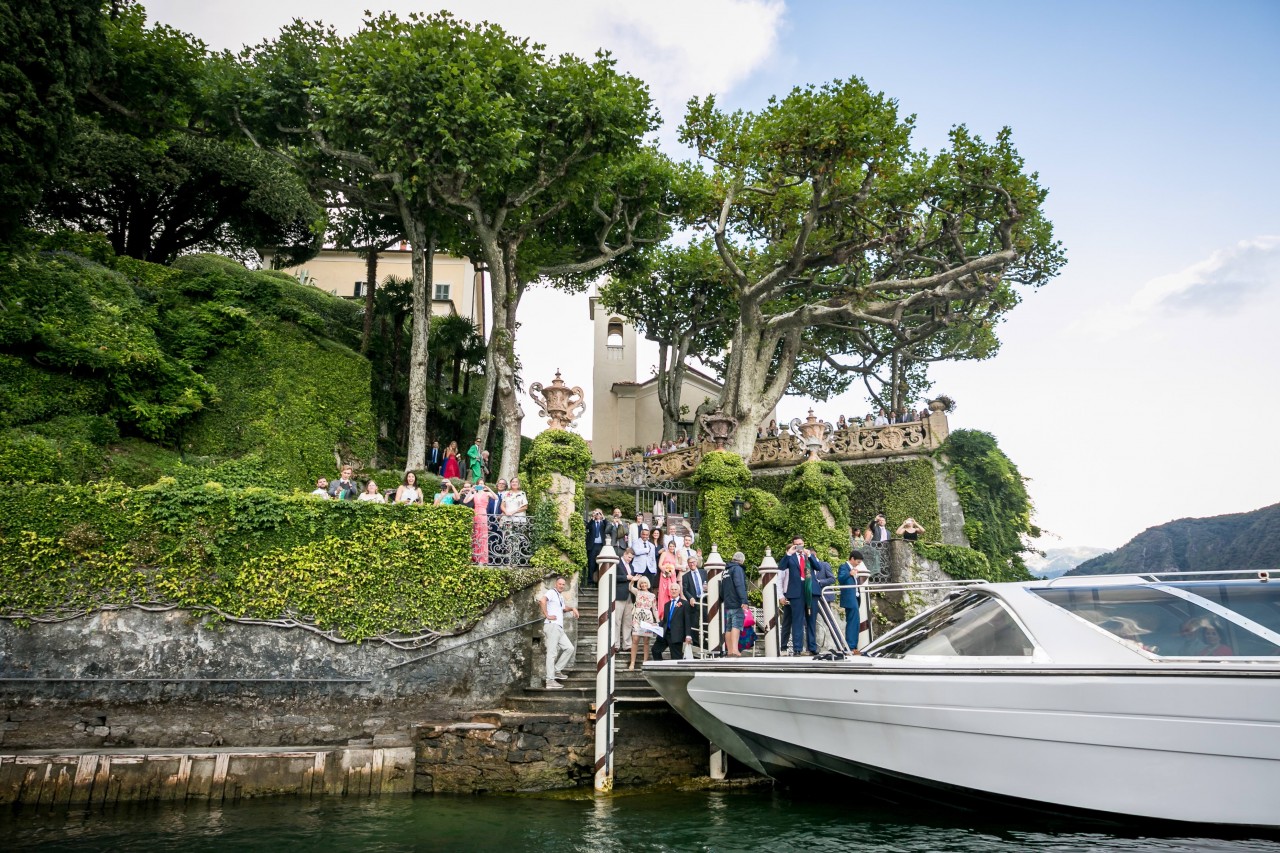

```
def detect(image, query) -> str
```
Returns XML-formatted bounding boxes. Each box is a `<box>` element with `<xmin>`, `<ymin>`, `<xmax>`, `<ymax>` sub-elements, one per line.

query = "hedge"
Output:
<box><xmin>0</xmin><ymin>479</ymin><xmax>533</xmax><ymax>642</ymax></box>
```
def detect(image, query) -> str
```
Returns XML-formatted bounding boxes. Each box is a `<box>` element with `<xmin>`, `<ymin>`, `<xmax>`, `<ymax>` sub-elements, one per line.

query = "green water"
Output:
<box><xmin>2</xmin><ymin>788</ymin><xmax>1277</xmax><ymax>852</ymax></box>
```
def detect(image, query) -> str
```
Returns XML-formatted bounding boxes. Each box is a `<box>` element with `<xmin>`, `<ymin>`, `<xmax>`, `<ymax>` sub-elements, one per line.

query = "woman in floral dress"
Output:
<box><xmin>629</xmin><ymin>577</ymin><xmax>657</xmax><ymax>670</ymax></box>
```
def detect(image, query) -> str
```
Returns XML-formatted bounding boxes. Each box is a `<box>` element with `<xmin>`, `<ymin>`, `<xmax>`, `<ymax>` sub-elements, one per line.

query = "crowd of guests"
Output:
<box><xmin>755</xmin><ymin>406</ymin><xmax>934</xmax><ymax>440</ymax></box>
<box><xmin>609</xmin><ymin>434</ymin><xmax>695</xmax><ymax>460</ymax></box>
<box><xmin>306</xmin><ymin>461</ymin><xmax>528</xmax><ymax>565</ymax></box>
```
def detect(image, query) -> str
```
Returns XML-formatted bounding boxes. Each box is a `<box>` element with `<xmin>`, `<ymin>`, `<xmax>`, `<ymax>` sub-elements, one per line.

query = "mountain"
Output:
<box><xmin>1066</xmin><ymin>503</ymin><xmax>1280</xmax><ymax>576</ymax></box>
<box><xmin>1025</xmin><ymin>546</ymin><xmax>1110</xmax><ymax>579</ymax></box>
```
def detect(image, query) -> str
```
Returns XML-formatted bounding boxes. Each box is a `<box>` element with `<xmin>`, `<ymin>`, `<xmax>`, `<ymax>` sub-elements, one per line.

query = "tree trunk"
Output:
<box><xmin>360</xmin><ymin>247</ymin><xmax>378</xmax><ymax>355</ymax></box>
<box><xmin>718</xmin><ymin>315</ymin><xmax>799</xmax><ymax>459</ymax></box>
<box><xmin>404</xmin><ymin>225</ymin><xmax>434</xmax><ymax>472</ymax></box>
<box><xmin>493</xmin><ymin>289</ymin><xmax>523</xmax><ymax>479</ymax></box>
<box><xmin>655</xmin><ymin>343</ymin><xmax>685</xmax><ymax>441</ymax></box>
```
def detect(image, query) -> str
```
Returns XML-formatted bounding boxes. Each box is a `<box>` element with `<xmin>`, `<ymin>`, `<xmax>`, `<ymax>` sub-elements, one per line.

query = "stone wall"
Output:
<box><xmin>414</xmin><ymin>708</ymin><xmax>710</xmax><ymax>794</ymax></box>
<box><xmin>0</xmin><ymin>587</ymin><xmax>543</xmax><ymax>752</ymax></box>
<box><xmin>872</xmin><ymin>541</ymin><xmax>956</xmax><ymax>631</ymax></box>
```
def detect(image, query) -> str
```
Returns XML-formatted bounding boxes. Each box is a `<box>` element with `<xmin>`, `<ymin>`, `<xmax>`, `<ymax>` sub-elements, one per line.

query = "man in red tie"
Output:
<box><xmin>778</xmin><ymin>535</ymin><xmax>818</xmax><ymax>655</ymax></box>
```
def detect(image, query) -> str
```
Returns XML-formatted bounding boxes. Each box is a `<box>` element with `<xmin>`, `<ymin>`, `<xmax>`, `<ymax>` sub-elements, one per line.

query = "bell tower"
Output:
<box><xmin>589</xmin><ymin>293</ymin><xmax>637</xmax><ymax>462</ymax></box>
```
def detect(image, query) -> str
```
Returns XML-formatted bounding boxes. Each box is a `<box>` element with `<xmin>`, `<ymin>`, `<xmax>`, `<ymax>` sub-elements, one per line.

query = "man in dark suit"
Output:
<box><xmin>681</xmin><ymin>554</ymin><xmax>707</xmax><ymax>651</ymax></box>
<box><xmin>809</xmin><ymin>554</ymin><xmax>840</xmax><ymax>652</ymax></box>
<box><xmin>869</xmin><ymin>513</ymin><xmax>891</xmax><ymax>543</ymax></box>
<box><xmin>427</xmin><ymin>441</ymin><xmax>441</xmax><ymax>475</ymax></box>
<box><xmin>652</xmin><ymin>594</ymin><xmax>690</xmax><ymax>660</ymax></box>
<box><xmin>778</xmin><ymin>536</ymin><xmax>819</xmax><ymax>655</ymax></box>
<box><xmin>585</xmin><ymin>509</ymin><xmax>607</xmax><ymax>588</ymax></box>
<box><xmin>838</xmin><ymin>550</ymin><xmax>868</xmax><ymax>652</ymax></box>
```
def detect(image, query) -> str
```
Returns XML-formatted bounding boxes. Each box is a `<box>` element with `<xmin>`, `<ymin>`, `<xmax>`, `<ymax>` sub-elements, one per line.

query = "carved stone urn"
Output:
<box><xmin>529</xmin><ymin>370</ymin><xmax>585</xmax><ymax>431</ymax></box>
<box><xmin>789</xmin><ymin>408</ymin><xmax>834</xmax><ymax>462</ymax></box>
<box><xmin>698</xmin><ymin>407</ymin><xmax>739</xmax><ymax>451</ymax></box>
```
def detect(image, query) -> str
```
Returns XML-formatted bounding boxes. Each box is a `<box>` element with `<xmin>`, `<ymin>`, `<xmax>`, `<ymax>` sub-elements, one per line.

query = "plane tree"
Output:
<box><xmin>680</xmin><ymin>78</ymin><xmax>1065</xmax><ymax>457</ymax></box>
<box><xmin>234</xmin><ymin>13</ymin><xmax>677</xmax><ymax>477</ymax></box>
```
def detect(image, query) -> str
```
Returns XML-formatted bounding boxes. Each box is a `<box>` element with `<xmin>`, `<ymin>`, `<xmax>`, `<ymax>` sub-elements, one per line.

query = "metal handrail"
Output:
<box><xmin>1043</xmin><ymin>569</ymin><xmax>1272</xmax><ymax>588</ymax></box>
<box><xmin>384</xmin><ymin>618</ymin><xmax>544</xmax><ymax>671</ymax></box>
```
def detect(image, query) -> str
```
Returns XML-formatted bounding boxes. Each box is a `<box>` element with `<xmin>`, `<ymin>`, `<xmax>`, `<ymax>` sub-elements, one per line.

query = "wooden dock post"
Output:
<box><xmin>593</xmin><ymin>543</ymin><xmax>619</xmax><ymax>793</ymax></box>
<box><xmin>759</xmin><ymin>548</ymin><xmax>780</xmax><ymax>657</ymax></box>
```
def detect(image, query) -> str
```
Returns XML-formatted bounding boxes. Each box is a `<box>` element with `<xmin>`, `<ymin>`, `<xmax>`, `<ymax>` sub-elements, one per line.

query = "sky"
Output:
<box><xmin>148</xmin><ymin>0</ymin><xmax>1280</xmax><ymax>550</ymax></box>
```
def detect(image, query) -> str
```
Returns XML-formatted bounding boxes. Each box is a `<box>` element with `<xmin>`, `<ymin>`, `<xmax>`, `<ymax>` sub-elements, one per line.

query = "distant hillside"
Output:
<box><xmin>1026</xmin><ymin>546</ymin><xmax>1110</xmax><ymax>579</ymax></box>
<box><xmin>1066</xmin><ymin>503</ymin><xmax>1280</xmax><ymax>576</ymax></box>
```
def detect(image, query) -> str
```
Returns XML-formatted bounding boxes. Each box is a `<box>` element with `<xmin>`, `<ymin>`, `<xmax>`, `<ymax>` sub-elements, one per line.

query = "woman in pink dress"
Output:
<box><xmin>466</xmin><ymin>482</ymin><xmax>494</xmax><ymax>564</ymax></box>
<box><xmin>443</xmin><ymin>442</ymin><xmax>461</xmax><ymax>479</ymax></box>
<box><xmin>657</xmin><ymin>541</ymin><xmax>681</xmax><ymax>614</ymax></box>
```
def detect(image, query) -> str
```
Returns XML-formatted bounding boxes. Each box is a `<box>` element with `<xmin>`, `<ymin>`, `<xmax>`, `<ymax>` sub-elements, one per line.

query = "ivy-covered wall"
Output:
<box><xmin>937</xmin><ymin>429</ymin><xmax>1038</xmax><ymax>581</ymax></box>
<box><xmin>692</xmin><ymin>455</ymin><xmax>852</xmax><ymax>569</ymax></box>
<box><xmin>840</xmin><ymin>459</ymin><xmax>941</xmax><ymax>536</ymax></box>
<box><xmin>0</xmin><ymin>476</ymin><xmax>536</xmax><ymax>642</ymax></box>
<box><xmin>522</xmin><ymin>431</ymin><xmax>591</xmax><ymax>571</ymax></box>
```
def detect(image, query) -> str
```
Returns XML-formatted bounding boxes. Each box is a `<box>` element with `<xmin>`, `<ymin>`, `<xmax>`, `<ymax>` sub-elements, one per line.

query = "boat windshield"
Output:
<box><xmin>865</xmin><ymin>592</ymin><xmax>1034</xmax><ymax>659</ymax></box>
<box><xmin>1034</xmin><ymin>582</ymin><xmax>1280</xmax><ymax>658</ymax></box>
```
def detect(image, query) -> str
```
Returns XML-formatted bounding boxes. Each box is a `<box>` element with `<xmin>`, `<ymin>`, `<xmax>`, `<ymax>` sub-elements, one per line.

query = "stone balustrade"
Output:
<box><xmin>587</xmin><ymin>413</ymin><xmax>949</xmax><ymax>486</ymax></box>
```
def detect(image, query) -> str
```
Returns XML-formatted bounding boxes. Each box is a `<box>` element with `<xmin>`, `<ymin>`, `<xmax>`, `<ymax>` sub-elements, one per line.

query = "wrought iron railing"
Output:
<box><xmin>480</xmin><ymin>516</ymin><xmax>535</xmax><ymax>568</ymax></box>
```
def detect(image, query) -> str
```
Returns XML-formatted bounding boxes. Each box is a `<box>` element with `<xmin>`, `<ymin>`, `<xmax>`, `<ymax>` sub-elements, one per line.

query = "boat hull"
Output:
<box><xmin>644</xmin><ymin>660</ymin><xmax>1280</xmax><ymax>828</ymax></box>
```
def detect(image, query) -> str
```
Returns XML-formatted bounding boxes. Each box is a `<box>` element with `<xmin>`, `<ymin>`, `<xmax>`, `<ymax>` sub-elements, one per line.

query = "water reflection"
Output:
<box><xmin>2</xmin><ymin>788</ymin><xmax>1277</xmax><ymax>853</ymax></box>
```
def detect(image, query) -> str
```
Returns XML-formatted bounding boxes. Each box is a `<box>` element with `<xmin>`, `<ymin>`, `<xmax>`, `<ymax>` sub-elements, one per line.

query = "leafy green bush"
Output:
<box><xmin>938</xmin><ymin>429</ymin><xmax>1037</xmax><ymax>581</ymax></box>
<box><xmin>0</xmin><ymin>480</ymin><xmax>526</xmax><ymax>641</ymax></box>
<box><xmin>912</xmin><ymin>542</ymin><xmax>997</xmax><ymax>582</ymax></box>
<box><xmin>522</xmin><ymin>431</ymin><xmax>591</xmax><ymax>571</ymax></box>
<box><xmin>0</xmin><ymin>243</ymin><xmax>375</xmax><ymax>486</ymax></box>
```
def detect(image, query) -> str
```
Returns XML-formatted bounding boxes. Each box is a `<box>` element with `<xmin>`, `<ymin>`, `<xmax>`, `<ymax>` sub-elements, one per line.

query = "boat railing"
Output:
<box><xmin>1043</xmin><ymin>568</ymin><xmax>1273</xmax><ymax>587</ymax></box>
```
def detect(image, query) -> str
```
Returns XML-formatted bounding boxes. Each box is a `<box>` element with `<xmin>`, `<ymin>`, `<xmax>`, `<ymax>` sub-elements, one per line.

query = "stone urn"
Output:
<box><xmin>789</xmin><ymin>408</ymin><xmax>834</xmax><ymax>462</ymax></box>
<box><xmin>698</xmin><ymin>407</ymin><xmax>739</xmax><ymax>451</ymax></box>
<box><xmin>529</xmin><ymin>370</ymin><xmax>585</xmax><ymax>431</ymax></box>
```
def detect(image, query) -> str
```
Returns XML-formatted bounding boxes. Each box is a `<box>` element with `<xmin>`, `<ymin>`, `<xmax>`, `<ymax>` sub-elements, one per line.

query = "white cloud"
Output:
<box><xmin>1078</xmin><ymin>234</ymin><xmax>1280</xmax><ymax>337</ymax></box>
<box><xmin>1132</xmin><ymin>234</ymin><xmax>1280</xmax><ymax>313</ymax></box>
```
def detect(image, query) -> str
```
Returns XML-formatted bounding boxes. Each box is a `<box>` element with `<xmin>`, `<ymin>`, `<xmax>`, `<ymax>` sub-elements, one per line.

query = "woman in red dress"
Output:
<box><xmin>442</xmin><ymin>441</ymin><xmax>461</xmax><ymax>479</ymax></box>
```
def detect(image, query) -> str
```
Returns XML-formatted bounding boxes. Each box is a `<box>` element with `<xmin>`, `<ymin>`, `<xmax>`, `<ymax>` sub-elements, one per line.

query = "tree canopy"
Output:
<box><xmin>37</xmin><ymin>5</ymin><xmax>323</xmax><ymax>265</ymax></box>
<box><xmin>0</xmin><ymin>0</ymin><xmax>105</xmax><ymax>243</ymax></box>
<box><xmin>680</xmin><ymin>78</ymin><xmax>1065</xmax><ymax>455</ymax></box>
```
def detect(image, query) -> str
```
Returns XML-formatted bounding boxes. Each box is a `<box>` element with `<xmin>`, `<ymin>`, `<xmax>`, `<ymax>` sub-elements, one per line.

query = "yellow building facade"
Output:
<box><xmin>264</xmin><ymin>247</ymin><xmax>486</xmax><ymax>338</ymax></box>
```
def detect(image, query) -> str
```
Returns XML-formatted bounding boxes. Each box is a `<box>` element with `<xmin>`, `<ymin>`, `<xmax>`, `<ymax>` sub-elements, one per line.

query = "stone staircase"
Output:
<box><xmin>504</xmin><ymin>584</ymin><xmax>667</xmax><ymax>714</ymax></box>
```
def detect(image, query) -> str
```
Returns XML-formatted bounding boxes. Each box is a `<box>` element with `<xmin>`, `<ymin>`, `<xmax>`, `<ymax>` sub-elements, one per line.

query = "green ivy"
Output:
<box><xmin>912</xmin><ymin>542</ymin><xmax>998</xmax><ymax>582</ymax></box>
<box><xmin>780</xmin><ymin>461</ymin><xmax>852</xmax><ymax>562</ymax></box>
<box><xmin>0</xmin><ymin>242</ymin><xmax>375</xmax><ymax>487</ymax></box>
<box><xmin>840</xmin><ymin>459</ymin><xmax>941</xmax><ymax>536</ymax></box>
<box><xmin>938</xmin><ymin>429</ymin><xmax>1037</xmax><ymax>581</ymax></box>
<box><xmin>521</xmin><ymin>431</ymin><xmax>590</xmax><ymax>571</ymax></box>
<box><xmin>0</xmin><ymin>480</ymin><xmax>530</xmax><ymax>641</ymax></box>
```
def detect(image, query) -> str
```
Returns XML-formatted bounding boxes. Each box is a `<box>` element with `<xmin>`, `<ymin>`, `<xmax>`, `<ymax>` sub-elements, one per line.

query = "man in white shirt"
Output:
<box><xmin>537</xmin><ymin>576</ymin><xmax>579</xmax><ymax>689</ymax></box>
<box><xmin>310</xmin><ymin>478</ymin><xmax>330</xmax><ymax>498</ymax></box>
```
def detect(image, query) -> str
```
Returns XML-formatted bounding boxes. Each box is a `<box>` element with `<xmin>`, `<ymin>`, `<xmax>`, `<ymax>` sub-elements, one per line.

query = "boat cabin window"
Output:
<box><xmin>1034</xmin><ymin>584</ymin><xmax>1280</xmax><ymax>658</ymax></box>
<box><xmin>867</xmin><ymin>592</ymin><xmax>1034</xmax><ymax>659</ymax></box>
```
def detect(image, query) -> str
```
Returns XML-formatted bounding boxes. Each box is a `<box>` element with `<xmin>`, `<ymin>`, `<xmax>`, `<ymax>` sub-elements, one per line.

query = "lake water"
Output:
<box><xmin>3</xmin><ymin>787</ymin><xmax>1277</xmax><ymax>853</ymax></box>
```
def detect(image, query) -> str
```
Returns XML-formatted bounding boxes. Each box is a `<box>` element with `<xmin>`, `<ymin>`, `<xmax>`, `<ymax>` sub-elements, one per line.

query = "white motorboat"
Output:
<box><xmin>644</xmin><ymin>572</ymin><xmax>1280</xmax><ymax>828</ymax></box>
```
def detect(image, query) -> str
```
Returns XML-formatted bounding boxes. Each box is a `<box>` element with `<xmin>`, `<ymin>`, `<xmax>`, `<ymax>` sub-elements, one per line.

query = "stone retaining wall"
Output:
<box><xmin>414</xmin><ymin>709</ymin><xmax>711</xmax><ymax>794</ymax></box>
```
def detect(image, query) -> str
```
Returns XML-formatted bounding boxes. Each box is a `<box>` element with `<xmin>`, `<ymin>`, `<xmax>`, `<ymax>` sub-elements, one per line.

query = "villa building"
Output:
<box><xmin>264</xmin><ymin>246</ymin><xmax>487</xmax><ymax>338</ymax></box>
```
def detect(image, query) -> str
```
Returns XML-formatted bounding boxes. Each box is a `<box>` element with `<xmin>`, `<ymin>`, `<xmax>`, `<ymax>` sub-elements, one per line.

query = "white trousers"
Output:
<box><xmin>543</xmin><ymin>619</ymin><xmax>575</xmax><ymax>682</ymax></box>
<box><xmin>612</xmin><ymin>598</ymin><xmax>634</xmax><ymax>651</ymax></box>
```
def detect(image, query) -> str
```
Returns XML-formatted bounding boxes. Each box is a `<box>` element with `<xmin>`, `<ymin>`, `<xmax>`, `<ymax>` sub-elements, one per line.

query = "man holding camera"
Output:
<box><xmin>778</xmin><ymin>535</ymin><xmax>820</xmax><ymax>655</ymax></box>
